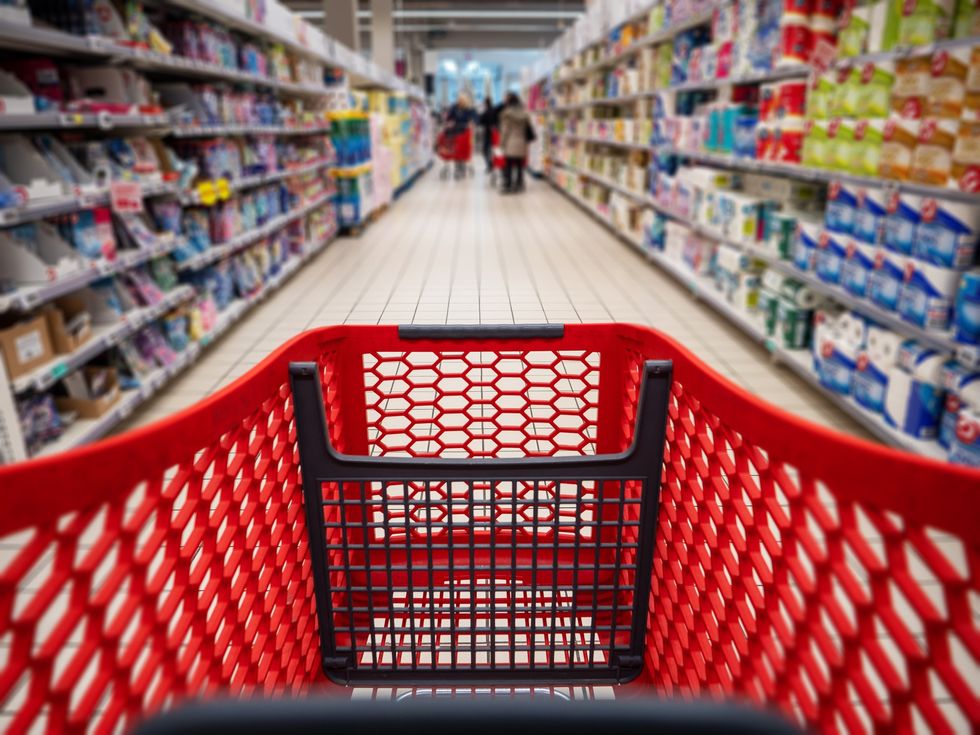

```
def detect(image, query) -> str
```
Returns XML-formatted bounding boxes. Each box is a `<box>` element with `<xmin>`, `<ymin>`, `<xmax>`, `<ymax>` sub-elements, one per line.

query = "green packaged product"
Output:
<box><xmin>899</xmin><ymin>0</ymin><xmax>955</xmax><ymax>44</ymax></box>
<box><xmin>759</xmin><ymin>288</ymin><xmax>781</xmax><ymax>336</ymax></box>
<box><xmin>777</xmin><ymin>298</ymin><xmax>814</xmax><ymax>349</ymax></box>
<box><xmin>765</xmin><ymin>210</ymin><xmax>797</xmax><ymax>259</ymax></box>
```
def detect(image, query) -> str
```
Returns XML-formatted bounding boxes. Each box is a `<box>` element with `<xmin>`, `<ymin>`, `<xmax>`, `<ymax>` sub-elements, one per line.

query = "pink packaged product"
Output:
<box><xmin>210</xmin><ymin>201</ymin><xmax>241</xmax><ymax>243</ymax></box>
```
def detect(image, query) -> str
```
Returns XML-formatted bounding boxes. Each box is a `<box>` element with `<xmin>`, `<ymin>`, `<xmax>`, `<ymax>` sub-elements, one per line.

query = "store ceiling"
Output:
<box><xmin>286</xmin><ymin>0</ymin><xmax>586</xmax><ymax>49</ymax></box>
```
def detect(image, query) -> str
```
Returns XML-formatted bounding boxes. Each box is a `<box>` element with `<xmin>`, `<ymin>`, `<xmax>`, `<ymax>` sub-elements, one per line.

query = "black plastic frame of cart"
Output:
<box><xmin>289</xmin><ymin>324</ymin><xmax>672</xmax><ymax>686</ymax></box>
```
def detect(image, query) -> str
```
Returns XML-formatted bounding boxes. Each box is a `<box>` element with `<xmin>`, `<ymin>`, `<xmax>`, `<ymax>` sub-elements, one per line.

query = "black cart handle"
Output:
<box><xmin>398</xmin><ymin>324</ymin><xmax>564</xmax><ymax>340</ymax></box>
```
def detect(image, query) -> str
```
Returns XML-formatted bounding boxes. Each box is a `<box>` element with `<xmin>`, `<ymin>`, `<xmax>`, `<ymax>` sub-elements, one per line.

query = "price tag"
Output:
<box><xmin>196</xmin><ymin>180</ymin><xmax>217</xmax><ymax>206</ymax></box>
<box><xmin>216</xmin><ymin>178</ymin><xmax>231</xmax><ymax>201</ymax></box>
<box><xmin>764</xmin><ymin>338</ymin><xmax>777</xmax><ymax>354</ymax></box>
<box><xmin>49</xmin><ymin>363</ymin><xmax>69</xmax><ymax>381</ymax></box>
<box><xmin>59</xmin><ymin>113</ymin><xmax>85</xmax><ymax>127</ymax></box>
<box><xmin>110</xmin><ymin>180</ymin><xmax>144</xmax><ymax>214</ymax></box>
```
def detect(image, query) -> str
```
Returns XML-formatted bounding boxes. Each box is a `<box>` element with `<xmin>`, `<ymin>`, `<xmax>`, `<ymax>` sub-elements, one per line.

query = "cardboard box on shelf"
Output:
<box><xmin>55</xmin><ymin>367</ymin><xmax>121</xmax><ymax>420</ymax></box>
<box><xmin>0</xmin><ymin>314</ymin><xmax>55</xmax><ymax>381</ymax></box>
<box><xmin>44</xmin><ymin>296</ymin><xmax>93</xmax><ymax>355</ymax></box>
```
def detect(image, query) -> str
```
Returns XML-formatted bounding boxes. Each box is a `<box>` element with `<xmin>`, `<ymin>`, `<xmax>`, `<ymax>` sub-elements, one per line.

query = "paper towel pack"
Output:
<box><xmin>813</xmin><ymin>308</ymin><xmax>865</xmax><ymax>394</ymax></box>
<box><xmin>884</xmin><ymin>341</ymin><xmax>948</xmax><ymax>439</ymax></box>
<box><xmin>914</xmin><ymin>197</ymin><xmax>980</xmax><ymax>269</ymax></box>
<box><xmin>853</xmin><ymin>326</ymin><xmax>903</xmax><ymax>413</ymax></box>
<box><xmin>897</xmin><ymin>259</ymin><xmax>961</xmax><ymax>330</ymax></box>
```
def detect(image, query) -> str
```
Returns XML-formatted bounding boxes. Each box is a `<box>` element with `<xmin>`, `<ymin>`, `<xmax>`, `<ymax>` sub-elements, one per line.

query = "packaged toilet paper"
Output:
<box><xmin>813</xmin><ymin>309</ymin><xmax>866</xmax><ymax>394</ymax></box>
<box><xmin>948</xmin><ymin>404</ymin><xmax>980</xmax><ymax>466</ymax></box>
<box><xmin>940</xmin><ymin>361</ymin><xmax>980</xmax><ymax>465</ymax></box>
<box><xmin>825</xmin><ymin>180</ymin><xmax>857</xmax><ymax>235</ymax></box>
<box><xmin>815</xmin><ymin>229</ymin><xmax>847</xmax><ymax>285</ymax></box>
<box><xmin>854</xmin><ymin>325</ymin><xmax>904</xmax><ymax>413</ymax></box>
<box><xmin>897</xmin><ymin>259</ymin><xmax>961</xmax><ymax>329</ymax></box>
<box><xmin>914</xmin><ymin>197</ymin><xmax>980</xmax><ymax>269</ymax></box>
<box><xmin>883</xmin><ymin>191</ymin><xmax>922</xmax><ymax>255</ymax></box>
<box><xmin>869</xmin><ymin>247</ymin><xmax>910</xmax><ymax>311</ymax></box>
<box><xmin>954</xmin><ymin>270</ymin><xmax>980</xmax><ymax>344</ymax></box>
<box><xmin>853</xmin><ymin>187</ymin><xmax>887</xmax><ymax>244</ymax></box>
<box><xmin>939</xmin><ymin>361</ymin><xmax>980</xmax><ymax>446</ymax></box>
<box><xmin>884</xmin><ymin>340</ymin><xmax>948</xmax><ymax>438</ymax></box>
<box><xmin>793</xmin><ymin>218</ymin><xmax>821</xmax><ymax>271</ymax></box>
<box><xmin>841</xmin><ymin>239</ymin><xmax>879</xmax><ymax>297</ymax></box>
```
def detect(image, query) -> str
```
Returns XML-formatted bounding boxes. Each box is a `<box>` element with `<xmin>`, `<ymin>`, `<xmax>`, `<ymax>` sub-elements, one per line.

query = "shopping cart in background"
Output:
<box><xmin>0</xmin><ymin>323</ymin><xmax>977</xmax><ymax>734</ymax></box>
<box><xmin>436</xmin><ymin>127</ymin><xmax>473</xmax><ymax>181</ymax></box>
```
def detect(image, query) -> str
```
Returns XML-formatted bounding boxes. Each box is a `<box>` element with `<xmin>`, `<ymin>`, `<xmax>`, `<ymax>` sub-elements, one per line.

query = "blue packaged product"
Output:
<box><xmin>868</xmin><ymin>249</ymin><xmax>907</xmax><ymax>311</ymax></box>
<box><xmin>841</xmin><ymin>240</ymin><xmax>877</xmax><ymax>297</ymax></box>
<box><xmin>853</xmin><ymin>188</ymin><xmax>886</xmax><ymax>244</ymax></box>
<box><xmin>882</xmin><ymin>192</ymin><xmax>921</xmax><ymax>255</ymax></box>
<box><xmin>824</xmin><ymin>180</ymin><xmax>857</xmax><ymax>235</ymax></box>
<box><xmin>884</xmin><ymin>341</ymin><xmax>947</xmax><ymax>439</ymax></box>
<box><xmin>914</xmin><ymin>197</ymin><xmax>980</xmax><ymax>269</ymax></box>
<box><xmin>793</xmin><ymin>220</ymin><xmax>820</xmax><ymax>271</ymax></box>
<box><xmin>954</xmin><ymin>270</ymin><xmax>980</xmax><ymax>345</ymax></box>
<box><xmin>897</xmin><ymin>260</ymin><xmax>960</xmax><ymax>330</ymax></box>
<box><xmin>733</xmin><ymin>115</ymin><xmax>758</xmax><ymax>158</ymax></box>
<box><xmin>938</xmin><ymin>362</ymin><xmax>978</xmax><ymax>448</ymax></box>
<box><xmin>815</xmin><ymin>229</ymin><xmax>847</xmax><ymax>285</ymax></box>
<box><xmin>853</xmin><ymin>326</ymin><xmax>902</xmax><ymax>414</ymax></box>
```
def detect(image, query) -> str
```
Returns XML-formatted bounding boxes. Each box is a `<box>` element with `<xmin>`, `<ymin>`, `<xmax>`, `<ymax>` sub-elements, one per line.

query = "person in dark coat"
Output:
<box><xmin>477</xmin><ymin>98</ymin><xmax>498</xmax><ymax>173</ymax></box>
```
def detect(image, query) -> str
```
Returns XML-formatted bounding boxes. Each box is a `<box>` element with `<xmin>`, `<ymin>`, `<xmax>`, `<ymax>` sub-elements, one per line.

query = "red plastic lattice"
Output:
<box><xmin>0</xmin><ymin>324</ymin><xmax>976</xmax><ymax>735</ymax></box>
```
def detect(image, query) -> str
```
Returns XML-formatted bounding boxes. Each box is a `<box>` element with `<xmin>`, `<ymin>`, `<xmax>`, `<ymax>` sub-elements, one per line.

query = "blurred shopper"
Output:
<box><xmin>499</xmin><ymin>92</ymin><xmax>533</xmax><ymax>193</ymax></box>
<box><xmin>445</xmin><ymin>94</ymin><xmax>473</xmax><ymax>135</ymax></box>
<box><xmin>477</xmin><ymin>98</ymin><xmax>498</xmax><ymax>173</ymax></box>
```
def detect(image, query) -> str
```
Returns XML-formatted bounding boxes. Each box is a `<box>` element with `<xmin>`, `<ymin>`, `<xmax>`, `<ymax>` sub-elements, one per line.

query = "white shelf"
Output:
<box><xmin>559</xmin><ymin>133</ymin><xmax>652</xmax><ymax>151</ymax></box>
<box><xmin>0</xmin><ymin>239</ymin><xmax>180</xmax><ymax>314</ymax></box>
<box><xmin>557</xmin><ymin>9</ymin><xmax>716</xmax><ymax>82</ymax></box>
<box><xmin>11</xmin><ymin>285</ymin><xmax>196</xmax><ymax>394</ymax></box>
<box><xmin>0</xmin><ymin>111</ymin><xmax>168</xmax><ymax>130</ymax></box>
<box><xmin>32</xmin><ymin>230</ymin><xmax>337</xmax><ymax>457</ymax></box>
<box><xmin>556</xmin><ymin>157</ymin><xmax>980</xmax><ymax>368</ymax></box>
<box><xmin>178</xmin><ymin>158</ymin><xmax>331</xmax><ymax>205</ymax></box>
<box><xmin>668</xmin><ymin>147</ymin><xmax>980</xmax><ymax>203</ymax></box>
<box><xmin>0</xmin><ymin>180</ymin><xmax>180</xmax><ymax>229</ymax></box>
<box><xmin>549</xmin><ymin>175</ymin><xmax>953</xmax><ymax>461</ymax></box>
<box><xmin>175</xmin><ymin>190</ymin><xmax>335</xmax><ymax>272</ymax></box>
<box><xmin>553</xmin><ymin>66</ymin><xmax>811</xmax><ymax>111</ymax></box>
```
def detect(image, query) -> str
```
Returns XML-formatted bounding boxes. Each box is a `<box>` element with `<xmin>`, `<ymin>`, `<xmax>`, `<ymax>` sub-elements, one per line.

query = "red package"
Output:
<box><xmin>778</xmin><ymin>24</ymin><xmax>812</xmax><ymax>66</ymax></box>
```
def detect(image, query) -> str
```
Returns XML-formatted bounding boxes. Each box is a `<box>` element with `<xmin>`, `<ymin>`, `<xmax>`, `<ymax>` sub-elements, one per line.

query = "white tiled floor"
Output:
<box><xmin>120</xmin><ymin>169</ymin><xmax>869</xmax><ymax>439</ymax></box>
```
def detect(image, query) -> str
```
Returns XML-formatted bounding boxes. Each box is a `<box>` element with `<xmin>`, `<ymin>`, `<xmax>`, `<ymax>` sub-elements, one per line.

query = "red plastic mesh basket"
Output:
<box><xmin>0</xmin><ymin>323</ymin><xmax>977</xmax><ymax>734</ymax></box>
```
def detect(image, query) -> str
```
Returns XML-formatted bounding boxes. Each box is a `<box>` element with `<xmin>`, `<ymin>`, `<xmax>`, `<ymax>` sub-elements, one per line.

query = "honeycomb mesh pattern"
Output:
<box><xmin>0</xmin><ymin>325</ymin><xmax>976</xmax><ymax>735</ymax></box>
<box><xmin>0</xmin><ymin>380</ymin><xmax>320</xmax><ymax>734</ymax></box>
<box><xmin>361</xmin><ymin>350</ymin><xmax>601</xmax><ymax>457</ymax></box>
<box><xmin>649</xmin><ymin>381</ymin><xmax>979</xmax><ymax>733</ymax></box>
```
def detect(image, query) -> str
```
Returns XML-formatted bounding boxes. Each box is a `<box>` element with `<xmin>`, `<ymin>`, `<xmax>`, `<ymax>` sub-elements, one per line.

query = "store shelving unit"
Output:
<box><xmin>530</xmin><ymin>0</ymin><xmax>980</xmax><ymax>463</ymax></box>
<box><xmin>0</xmin><ymin>0</ymin><xmax>428</xmax><ymax>464</ymax></box>
<box><xmin>551</xmin><ymin>177</ymin><xmax>948</xmax><ymax>460</ymax></box>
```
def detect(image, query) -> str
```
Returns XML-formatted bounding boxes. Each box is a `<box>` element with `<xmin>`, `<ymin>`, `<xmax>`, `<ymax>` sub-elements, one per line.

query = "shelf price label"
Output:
<box><xmin>110</xmin><ymin>181</ymin><xmax>143</xmax><ymax>214</ymax></box>
<box><xmin>215</xmin><ymin>178</ymin><xmax>231</xmax><ymax>201</ymax></box>
<box><xmin>196</xmin><ymin>180</ymin><xmax>217</xmax><ymax>206</ymax></box>
<box><xmin>49</xmin><ymin>363</ymin><xmax>69</xmax><ymax>381</ymax></box>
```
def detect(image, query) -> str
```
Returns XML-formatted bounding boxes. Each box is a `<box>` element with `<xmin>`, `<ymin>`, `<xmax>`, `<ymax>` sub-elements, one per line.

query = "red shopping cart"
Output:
<box><xmin>0</xmin><ymin>323</ymin><xmax>978</xmax><ymax>734</ymax></box>
<box><xmin>436</xmin><ymin>127</ymin><xmax>473</xmax><ymax>181</ymax></box>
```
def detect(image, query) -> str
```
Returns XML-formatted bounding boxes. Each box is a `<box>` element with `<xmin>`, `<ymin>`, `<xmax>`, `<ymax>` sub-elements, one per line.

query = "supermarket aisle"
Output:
<box><xmin>121</xmin><ymin>170</ymin><xmax>868</xmax><ymax>438</ymax></box>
